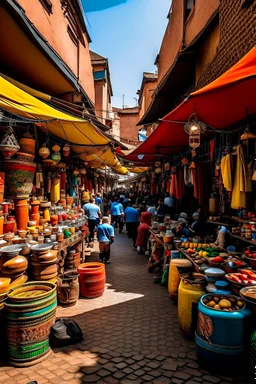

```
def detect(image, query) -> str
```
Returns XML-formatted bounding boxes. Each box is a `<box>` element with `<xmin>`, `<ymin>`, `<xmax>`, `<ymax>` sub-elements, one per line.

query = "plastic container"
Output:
<box><xmin>78</xmin><ymin>263</ymin><xmax>105</xmax><ymax>298</ymax></box>
<box><xmin>178</xmin><ymin>273</ymin><xmax>206</xmax><ymax>335</ymax></box>
<box><xmin>171</xmin><ymin>250</ymin><xmax>180</xmax><ymax>260</ymax></box>
<box><xmin>196</xmin><ymin>293</ymin><xmax>252</xmax><ymax>372</ymax></box>
<box><xmin>168</xmin><ymin>259</ymin><xmax>192</xmax><ymax>300</ymax></box>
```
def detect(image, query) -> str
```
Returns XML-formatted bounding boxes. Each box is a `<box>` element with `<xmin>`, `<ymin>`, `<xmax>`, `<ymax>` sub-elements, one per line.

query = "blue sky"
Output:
<box><xmin>82</xmin><ymin>0</ymin><xmax>170</xmax><ymax>107</ymax></box>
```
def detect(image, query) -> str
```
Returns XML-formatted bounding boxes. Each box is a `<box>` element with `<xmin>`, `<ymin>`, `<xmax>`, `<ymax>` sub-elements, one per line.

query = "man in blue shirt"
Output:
<box><xmin>97</xmin><ymin>216</ymin><xmax>115</xmax><ymax>263</ymax></box>
<box><xmin>124</xmin><ymin>202</ymin><xmax>139</xmax><ymax>250</ymax></box>
<box><xmin>95</xmin><ymin>194</ymin><xmax>102</xmax><ymax>206</ymax></box>
<box><xmin>83</xmin><ymin>198</ymin><xmax>101</xmax><ymax>241</ymax></box>
<box><xmin>110</xmin><ymin>197</ymin><xmax>124</xmax><ymax>233</ymax></box>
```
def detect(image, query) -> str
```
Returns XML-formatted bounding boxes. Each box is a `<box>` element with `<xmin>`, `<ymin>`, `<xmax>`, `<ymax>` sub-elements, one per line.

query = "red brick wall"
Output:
<box><xmin>119</xmin><ymin>113</ymin><xmax>139</xmax><ymax>142</ymax></box>
<box><xmin>197</xmin><ymin>0</ymin><xmax>256</xmax><ymax>88</ymax></box>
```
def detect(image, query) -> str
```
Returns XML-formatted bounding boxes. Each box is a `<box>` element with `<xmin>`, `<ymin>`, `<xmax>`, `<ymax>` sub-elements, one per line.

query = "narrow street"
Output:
<box><xmin>0</xmin><ymin>234</ymin><xmax>246</xmax><ymax>384</ymax></box>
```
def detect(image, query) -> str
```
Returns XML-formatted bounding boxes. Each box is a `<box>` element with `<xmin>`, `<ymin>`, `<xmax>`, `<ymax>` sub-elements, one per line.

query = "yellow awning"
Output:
<box><xmin>0</xmin><ymin>75</ymin><xmax>128</xmax><ymax>174</ymax></box>
<box><xmin>126</xmin><ymin>167</ymin><xmax>149</xmax><ymax>173</ymax></box>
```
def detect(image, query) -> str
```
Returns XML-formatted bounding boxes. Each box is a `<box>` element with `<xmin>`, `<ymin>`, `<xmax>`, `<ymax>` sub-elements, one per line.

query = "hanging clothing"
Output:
<box><xmin>231</xmin><ymin>145</ymin><xmax>248</xmax><ymax>209</ymax></box>
<box><xmin>221</xmin><ymin>154</ymin><xmax>232</xmax><ymax>191</ymax></box>
<box><xmin>170</xmin><ymin>174</ymin><xmax>178</xmax><ymax>198</ymax></box>
<box><xmin>184</xmin><ymin>165</ymin><xmax>193</xmax><ymax>186</ymax></box>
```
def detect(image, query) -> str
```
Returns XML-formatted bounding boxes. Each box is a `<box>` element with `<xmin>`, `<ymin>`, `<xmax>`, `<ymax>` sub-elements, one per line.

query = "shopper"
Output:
<box><xmin>190</xmin><ymin>212</ymin><xmax>203</xmax><ymax>238</ymax></box>
<box><xmin>157</xmin><ymin>198</ymin><xmax>165</xmax><ymax>216</ymax></box>
<box><xmin>147</xmin><ymin>200</ymin><xmax>157</xmax><ymax>215</ymax></box>
<box><xmin>124</xmin><ymin>202</ymin><xmax>139</xmax><ymax>250</ymax></box>
<box><xmin>136</xmin><ymin>212</ymin><xmax>152</xmax><ymax>254</ymax></box>
<box><xmin>95</xmin><ymin>193</ymin><xmax>102</xmax><ymax>206</ymax></box>
<box><xmin>97</xmin><ymin>216</ymin><xmax>115</xmax><ymax>264</ymax></box>
<box><xmin>164</xmin><ymin>192</ymin><xmax>175</xmax><ymax>218</ymax></box>
<box><xmin>110</xmin><ymin>197</ymin><xmax>124</xmax><ymax>233</ymax></box>
<box><xmin>83</xmin><ymin>198</ymin><xmax>101</xmax><ymax>241</ymax></box>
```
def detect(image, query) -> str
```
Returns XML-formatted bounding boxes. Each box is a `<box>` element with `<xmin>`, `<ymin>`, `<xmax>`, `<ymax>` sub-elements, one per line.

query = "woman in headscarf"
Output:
<box><xmin>190</xmin><ymin>212</ymin><xmax>204</xmax><ymax>238</ymax></box>
<box><xmin>136</xmin><ymin>212</ymin><xmax>152</xmax><ymax>254</ymax></box>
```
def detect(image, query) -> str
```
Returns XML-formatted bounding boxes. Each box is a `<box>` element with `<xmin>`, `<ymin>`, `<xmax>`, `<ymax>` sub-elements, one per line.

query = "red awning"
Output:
<box><xmin>121</xmin><ymin>46</ymin><xmax>256</xmax><ymax>164</ymax></box>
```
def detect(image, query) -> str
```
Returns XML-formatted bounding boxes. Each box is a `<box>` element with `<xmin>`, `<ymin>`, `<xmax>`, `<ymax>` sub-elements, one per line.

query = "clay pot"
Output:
<box><xmin>2</xmin><ymin>256</ymin><xmax>28</xmax><ymax>275</ymax></box>
<box><xmin>3</xmin><ymin>159</ymin><xmax>36</xmax><ymax>198</ymax></box>
<box><xmin>19</xmin><ymin>137</ymin><xmax>36</xmax><ymax>156</ymax></box>
<box><xmin>32</xmin><ymin>264</ymin><xmax>57</xmax><ymax>277</ymax></box>
<box><xmin>57</xmin><ymin>272</ymin><xmax>79</xmax><ymax>307</ymax></box>
<box><xmin>32</xmin><ymin>272</ymin><xmax>58</xmax><ymax>281</ymax></box>
<box><xmin>15</xmin><ymin>203</ymin><xmax>29</xmax><ymax>231</ymax></box>
<box><xmin>31</xmin><ymin>250</ymin><xmax>58</xmax><ymax>263</ymax></box>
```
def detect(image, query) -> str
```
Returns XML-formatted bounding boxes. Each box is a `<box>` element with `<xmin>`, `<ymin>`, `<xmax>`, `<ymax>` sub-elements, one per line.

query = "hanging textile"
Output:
<box><xmin>231</xmin><ymin>145</ymin><xmax>248</xmax><ymax>209</ymax></box>
<box><xmin>184</xmin><ymin>165</ymin><xmax>193</xmax><ymax>186</ymax></box>
<box><xmin>176</xmin><ymin>168</ymin><xmax>184</xmax><ymax>200</ymax></box>
<box><xmin>60</xmin><ymin>173</ymin><xmax>66</xmax><ymax>191</ymax></box>
<box><xmin>170</xmin><ymin>174</ymin><xmax>178</xmax><ymax>199</ymax></box>
<box><xmin>50</xmin><ymin>175</ymin><xmax>60</xmax><ymax>203</ymax></box>
<box><xmin>221</xmin><ymin>154</ymin><xmax>232</xmax><ymax>191</ymax></box>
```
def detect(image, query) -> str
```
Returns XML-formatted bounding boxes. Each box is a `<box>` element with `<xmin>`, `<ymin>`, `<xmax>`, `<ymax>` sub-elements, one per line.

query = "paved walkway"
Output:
<box><xmin>0</xmin><ymin>233</ymin><xmax>247</xmax><ymax>384</ymax></box>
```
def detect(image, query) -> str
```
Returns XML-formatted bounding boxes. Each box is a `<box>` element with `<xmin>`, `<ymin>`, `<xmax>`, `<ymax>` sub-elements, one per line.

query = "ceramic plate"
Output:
<box><xmin>31</xmin><ymin>244</ymin><xmax>53</xmax><ymax>252</ymax></box>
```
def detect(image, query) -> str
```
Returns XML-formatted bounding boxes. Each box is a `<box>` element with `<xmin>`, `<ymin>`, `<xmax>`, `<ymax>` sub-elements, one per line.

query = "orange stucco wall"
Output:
<box><xmin>119</xmin><ymin>113</ymin><xmax>139</xmax><ymax>142</ymax></box>
<box><xmin>17</xmin><ymin>0</ymin><xmax>95</xmax><ymax>102</ymax></box>
<box><xmin>185</xmin><ymin>0</ymin><xmax>219</xmax><ymax>47</ymax></box>
<box><xmin>157</xmin><ymin>0</ymin><xmax>184</xmax><ymax>84</ymax></box>
<box><xmin>138</xmin><ymin>80</ymin><xmax>157</xmax><ymax>121</ymax></box>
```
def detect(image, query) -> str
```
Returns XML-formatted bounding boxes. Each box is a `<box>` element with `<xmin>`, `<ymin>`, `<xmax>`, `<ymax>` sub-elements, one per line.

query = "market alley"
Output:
<box><xmin>0</xmin><ymin>233</ymin><xmax>246</xmax><ymax>384</ymax></box>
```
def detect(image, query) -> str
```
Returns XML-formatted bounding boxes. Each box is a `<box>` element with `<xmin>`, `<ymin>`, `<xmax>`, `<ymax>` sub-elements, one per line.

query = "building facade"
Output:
<box><xmin>0</xmin><ymin>0</ymin><xmax>95</xmax><ymax>110</ymax></box>
<box><xmin>139</xmin><ymin>0</ymin><xmax>256</xmax><ymax>126</ymax></box>
<box><xmin>90</xmin><ymin>51</ymin><xmax>113</xmax><ymax>126</ymax></box>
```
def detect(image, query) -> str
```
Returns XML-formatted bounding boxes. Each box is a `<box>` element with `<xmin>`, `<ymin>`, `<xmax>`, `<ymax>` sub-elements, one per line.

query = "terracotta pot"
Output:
<box><xmin>30</xmin><ymin>213</ymin><xmax>40</xmax><ymax>226</ymax></box>
<box><xmin>32</xmin><ymin>272</ymin><xmax>58</xmax><ymax>281</ymax></box>
<box><xmin>31</xmin><ymin>250</ymin><xmax>58</xmax><ymax>263</ymax></box>
<box><xmin>2</xmin><ymin>256</ymin><xmax>28</xmax><ymax>275</ymax></box>
<box><xmin>57</xmin><ymin>272</ymin><xmax>79</xmax><ymax>306</ymax></box>
<box><xmin>3</xmin><ymin>160</ymin><xmax>36</xmax><ymax>198</ymax></box>
<box><xmin>3</xmin><ymin>220</ymin><xmax>17</xmax><ymax>234</ymax></box>
<box><xmin>15</xmin><ymin>203</ymin><xmax>29</xmax><ymax>230</ymax></box>
<box><xmin>19</xmin><ymin>137</ymin><xmax>36</xmax><ymax>156</ymax></box>
<box><xmin>32</xmin><ymin>264</ymin><xmax>57</xmax><ymax>276</ymax></box>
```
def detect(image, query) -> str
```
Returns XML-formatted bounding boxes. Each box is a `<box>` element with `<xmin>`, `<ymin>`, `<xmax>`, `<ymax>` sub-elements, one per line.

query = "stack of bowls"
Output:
<box><xmin>64</xmin><ymin>249</ymin><xmax>80</xmax><ymax>271</ymax></box>
<box><xmin>31</xmin><ymin>244</ymin><xmax>58</xmax><ymax>282</ymax></box>
<box><xmin>5</xmin><ymin>281</ymin><xmax>57</xmax><ymax>366</ymax></box>
<box><xmin>0</xmin><ymin>245</ymin><xmax>28</xmax><ymax>289</ymax></box>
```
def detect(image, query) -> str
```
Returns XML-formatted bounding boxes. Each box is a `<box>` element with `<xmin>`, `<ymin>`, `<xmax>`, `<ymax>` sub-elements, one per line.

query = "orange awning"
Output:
<box><xmin>122</xmin><ymin>46</ymin><xmax>256</xmax><ymax>164</ymax></box>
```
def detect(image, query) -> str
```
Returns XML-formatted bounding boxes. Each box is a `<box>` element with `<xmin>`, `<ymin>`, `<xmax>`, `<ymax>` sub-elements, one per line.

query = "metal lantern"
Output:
<box><xmin>39</xmin><ymin>143</ymin><xmax>50</xmax><ymax>159</ymax></box>
<box><xmin>184</xmin><ymin>120</ymin><xmax>206</xmax><ymax>149</ymax></box>
<box><xmin>0</xmin><ymin>127</ymin><xmax>20</xmax><ymax>158</ymax></box>
<box><xmin>51</xmin><ymin>145</ymin><xmax>61</xmax><ymax>164</ymax></box>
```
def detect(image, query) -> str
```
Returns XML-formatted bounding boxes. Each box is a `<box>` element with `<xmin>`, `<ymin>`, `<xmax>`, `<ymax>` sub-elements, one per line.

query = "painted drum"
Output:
<box><xmin>196</xmin><ymin>293</ymin><xmax>252</xmax><ymax>372</ymax></box>
<box><xmin>168</xmin><ymin>259</ymin><xmax>193</xmax><ymax>300</ymax></box>
<box><xmin>178</xmin><ymin>273</ymin><xmax>206</xmax><ymax>335</ymax></box>
<box><xmin>78</xmin><ymin>263</ymin><xmax>106</xmax><ymax>298</ymax></box>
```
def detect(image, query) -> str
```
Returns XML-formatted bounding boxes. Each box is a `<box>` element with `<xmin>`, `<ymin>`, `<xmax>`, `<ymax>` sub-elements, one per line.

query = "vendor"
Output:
<box><xmin>136</xmin><ymin>212</ymin><xmax>152</xmax><ymax>255</ymax></box>
<box><xmin>190</xmin><ymin>212</ymin><xmax>203</xmax><ymax>238</ymax></box>
<box><xmin>211</xmin><ymin>225</ymin><xmax>229</xmax><ymax>249</ymax></box>
<box><xmin>176</xmin><ymin>218</ymin><xmax>190</xmax><ymax>238</ymax></box>
<box><xmin>156</xmin><ymin>198</ymin><xmax>165</xmax><ymax>216</ymax></box>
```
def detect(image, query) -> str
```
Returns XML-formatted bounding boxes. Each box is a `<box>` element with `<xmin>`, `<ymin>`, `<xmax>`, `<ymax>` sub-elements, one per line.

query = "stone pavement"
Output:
<box><xmin>0</xmin><ymin>233</ymin><xmax>247</xmax><ymax>384</ymax></box>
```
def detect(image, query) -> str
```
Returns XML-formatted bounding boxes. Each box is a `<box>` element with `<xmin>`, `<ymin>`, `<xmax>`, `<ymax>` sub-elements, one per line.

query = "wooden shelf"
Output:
<box><xmin>231</xmin><ymin>216</ymin><xmax>256</xmax><ymax>224</ymax></box>
<box><xmin>207</xmin><ymin>220</ymin><xmax>232</xmax><ymax>227</ymax></box>
<box><xmin>230</xmin><ymin>234</ymin><xmax>256</xmax><ymax>246</ymax></box>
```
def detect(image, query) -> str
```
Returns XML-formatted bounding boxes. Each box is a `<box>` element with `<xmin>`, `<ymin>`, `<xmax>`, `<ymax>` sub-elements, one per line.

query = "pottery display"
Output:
<box><xmin>2</xmin><ymin>256</ymin><xmax>28</xmax><ymax>275</ymax></box>
<box><xmin>57</xmin><ymin>271</ymin><xmax>79</xmax><ymax>306</ymax></box>
<box><xmin>15</xmin><ymin>203</ymin><xmax>29</xmax><ymax>230</ymax></box>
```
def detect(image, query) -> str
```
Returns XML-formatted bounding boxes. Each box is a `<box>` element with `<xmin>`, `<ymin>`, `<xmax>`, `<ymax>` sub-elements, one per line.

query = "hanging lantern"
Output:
<box><xmin>62</xmin><ymin>143</ymin><xmax>70</xmax><ymax>159</ymax></box>
<box><xmin>164</xmin><ymin>162</ymin><xmax>170</xmax><ymax>171</ymax></box>
<box><xmin>0</xmin><ymin>127</ymin><xmax>20</xmax><ymax>158</ymax></box>
<box><xmin>184</xmin><ymin>120</ymin><xmax>206</xmax><ymax>149</ymax></box>
<box><xmin>39</xmin><ymin>143</ymin><xmax>50</xmax><ymax>159</ymax></box>
<box><xmin>51</xmin><ymin>144</ymin><xmax>61</xmax><ymax>164</ymax></box>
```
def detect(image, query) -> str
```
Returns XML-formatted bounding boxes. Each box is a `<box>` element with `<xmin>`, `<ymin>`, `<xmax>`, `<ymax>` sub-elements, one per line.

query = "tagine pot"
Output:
<box><xmin>19</xmin><ymin>133</ymin><xmax>36</xmax><ymax>156</ymax></box>
<box><xmin>3</xmin><ymin>159</ymin><xmax>36</xmax><ymax>198</ymax></box>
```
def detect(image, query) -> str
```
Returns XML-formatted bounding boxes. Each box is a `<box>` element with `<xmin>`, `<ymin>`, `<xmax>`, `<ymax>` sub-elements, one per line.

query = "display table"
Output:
<box><xmin>57</xmin><ymin>233</ymin><xmax>86</xmax><ymax>273</ymax></box>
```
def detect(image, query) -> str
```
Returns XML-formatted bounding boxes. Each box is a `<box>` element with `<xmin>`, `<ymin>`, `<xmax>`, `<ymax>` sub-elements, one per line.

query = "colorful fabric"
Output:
<box><xmin>221</xmin><ymin>154</ymin><xmax>232</xmax><ymax>191</ymax></box>
<box><xmin>231</xmin><ymin>145</ymin><xmax>247</xmax><ymax>209</ymax></box>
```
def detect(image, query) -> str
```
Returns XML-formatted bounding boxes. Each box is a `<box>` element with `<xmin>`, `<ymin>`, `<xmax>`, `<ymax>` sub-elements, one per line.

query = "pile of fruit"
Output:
<box><xmin>202</xmin><ymin>295</ymin><xmax>244</xmax><ymax>311</ymax></box>
<box><xmin>244</xmin><ymin>249</ymin><xmax>256</xmax><ymax>259</ymax></box>
<box><xmin>181</xmin><ymin>242</ymin><xmax>208</xmax><ymax>249</ymax></box>
<box><xmin>226</xmin><ymin>269</ymin><xmax>256</xmax><ymax>286</ymax></box>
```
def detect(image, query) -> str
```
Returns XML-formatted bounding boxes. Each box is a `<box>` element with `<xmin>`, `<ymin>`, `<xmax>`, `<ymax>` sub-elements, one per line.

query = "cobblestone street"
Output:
<box><xmin>0</xmin><ymin>233</ymin><xmax>247</xmax><ymax>384</ymax></box>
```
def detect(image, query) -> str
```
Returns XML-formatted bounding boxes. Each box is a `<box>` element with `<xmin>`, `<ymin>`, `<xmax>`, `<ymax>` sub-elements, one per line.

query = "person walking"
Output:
<box><xmin>110</xmin><ymin>197</ymin><xmax>124</xmax><ymax>233</ymax></box>
<box><xmin>97</xmin><ymin>217</ymin><xmax>115</xmax><ymax>263</ymax></box>
<box><xmin>124</xmin><ymin>202</ymin><xmax>139</xmax><ymax>250</ymax></box>
<box><xmin>164</xmin><ymin>192</ymin><xmax>175</xmax><ymax>218</ymax></box>
<box><xmin>83</xmin><ymin>198</ymin><xmax>101</xmax><ymax>241</ymax></box>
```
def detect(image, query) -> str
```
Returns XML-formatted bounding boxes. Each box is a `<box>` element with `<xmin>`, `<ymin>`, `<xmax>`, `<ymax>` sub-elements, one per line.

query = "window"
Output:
<box><xmin>241</xmin><ymin>0</ymin><xmax>254</xmax><ymax>8</ymax></box>
<box><xmin>39</xmin><ymin>0</ymin><xmax>53</xmax><ymax>14</ymax></box>
<box><xmin>185</xmin><ymin>0</ymin><xmax>195</xmax><ymax>21</ymax></box>
<box><xmin>61</xmin><ymin>0</ymin><xmax>85</xmax><ymax>46</ymax></box>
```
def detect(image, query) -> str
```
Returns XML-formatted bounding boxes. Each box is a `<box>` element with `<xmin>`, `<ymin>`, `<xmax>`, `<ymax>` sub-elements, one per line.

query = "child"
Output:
<box><xmin>97</xmin><ymin>217</ymin><xmax>115</xmax><ymax>263</ymax></box>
